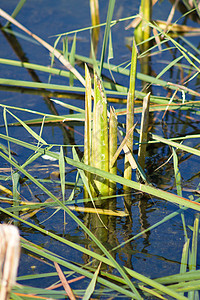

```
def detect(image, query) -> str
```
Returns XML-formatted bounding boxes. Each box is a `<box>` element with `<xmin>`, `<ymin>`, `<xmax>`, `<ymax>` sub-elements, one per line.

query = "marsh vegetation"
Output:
<box><xmin>0</xmin><ymin>0</ymin><xmax>200</xmax><ymax>299</ymax></box>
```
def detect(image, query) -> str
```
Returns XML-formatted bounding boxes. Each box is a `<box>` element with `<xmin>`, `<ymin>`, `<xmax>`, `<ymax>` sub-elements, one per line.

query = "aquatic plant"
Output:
<box><xmin>0</xmin><ymin>0</ymin><xmax>200</xmax><ymax>299</ymax></box>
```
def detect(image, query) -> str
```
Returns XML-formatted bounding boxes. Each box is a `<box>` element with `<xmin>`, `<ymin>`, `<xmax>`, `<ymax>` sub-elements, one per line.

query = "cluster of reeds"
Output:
<box><xmin>0</xmin><ymin>0</ymin><xmax>200</xmax><ymax>298</ymax></box>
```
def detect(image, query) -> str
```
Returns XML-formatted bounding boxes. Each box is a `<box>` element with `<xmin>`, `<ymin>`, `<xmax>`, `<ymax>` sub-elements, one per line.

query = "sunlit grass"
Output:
<box><xmin>0</xmin><ymin>0</ymin><xmax>200</xmax><ymax>298</ymax></box>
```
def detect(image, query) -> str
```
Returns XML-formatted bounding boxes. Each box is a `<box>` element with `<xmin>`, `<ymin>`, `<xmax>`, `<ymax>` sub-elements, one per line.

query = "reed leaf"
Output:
<box><xmin>69</xmin><ymin>34</ymin><xmax>76</xmax><ymax>86</ymax></box>
<box><xmin>189</xmin><ymin>214</ymin><xmax>200</xmax><ymax>271</ymax></box>
<box><xmin>100</xmin><ymin>0</ymin><xmax>116</xmax><ymax>74</ymax></box>
<box><xmin>59</xmin><ymin>146</ymin><xmax>65</xmax><ymax>203</ymax></box>
<box><xmin>124</xmin><ymin>39</ymin><xmax>137</xmax><ymax>184</ymax></box>
<box><xmin>4</xmin><ymin>108</ymin><xmax>47</xmax><ymax>145</ymax></box>
<box><xmin>109</xmin><ymin>107</ymin><xmax>117</xmax><ymax>195</ymax></box>
<box><xmin>137</xmin><ymin>92</ymin><xmax>150</xmax><ymax>172</ymax></box>
<box><xmin>151</xmin><ymin>133</ymin><xmax>200</xmax><ymax>157</ymax></box>
<box><xmin>4</xmin><ymin>0</ymin><xmax>27</xmax><ymax>27</ymax></box>
<box><xmin>91</xmin><ymin>73</ymin><xmax>109</xmax><ymax>196</ymax></box>
<box><xmin>82</xmin><ymin>263</ymin><xmax>101</xmax><ymax>300</ymax></box>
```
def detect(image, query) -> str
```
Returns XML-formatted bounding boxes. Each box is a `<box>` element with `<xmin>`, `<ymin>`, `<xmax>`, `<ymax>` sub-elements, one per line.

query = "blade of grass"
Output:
<box><xmin>69</xmin><ymin>34</ymin><xmax>76</xmax><ymax>86</ymax></box>
<box><xmin>4</xmin><ymin>0</ymin><xmax>27</xmax><ymax>28</ymax></box>
<box><xmin>172</xmin><ymin>147</ymin><xmax>188</xmax><ymax>240</ymax></box>
<box><xmin>82</xmin><ymin>263</ymin><xmax>101</xmax><ymax>300</ymax></box>
<box><xmin>150</xmin><ymin>133</ymin><xmax>200</xmax><ymax>157</ymax></box>
<box><xmin>124</xmin><ymin>39</ymin><xmax>137</xmax><ymax>183</ymax></box>
<box><xmin>59</xmin><ymin>146</ymin><xmax>65</xmax><ymax>203</ymax></box>
<box><xmin>109</xmin><ymin>107</ymin><xmax>117</xmax><ymax>195</ymax></box>
<box><xmin>100</xmin><ymin>0</ymin><xmax>116</xmax><ymax>74</ymax></box>
<box><xmin>137</xmin><ymin>92</ymin><xmax>150</xmax><ymax>172</ymax></box>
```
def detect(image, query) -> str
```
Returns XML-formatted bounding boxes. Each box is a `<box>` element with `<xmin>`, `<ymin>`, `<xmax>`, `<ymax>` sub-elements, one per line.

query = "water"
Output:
<box><xmin>0</xmin><ymin>0</ymin><xmax>200</xmax><ymax>298</ymax></box>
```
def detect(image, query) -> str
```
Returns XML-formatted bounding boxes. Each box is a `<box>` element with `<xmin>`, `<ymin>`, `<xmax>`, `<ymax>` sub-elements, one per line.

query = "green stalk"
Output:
<box><xmin>109</xmin><ymin>107</ymin><xmax>117</xmax><ymax>195</ymax></box>
<box><xmin>4</xmin><ymin>0</ymin><xmax>27</xmax><ymax>28</ymax></box>
<box><xmin>90</xmin><ymin>0</ymin><xmax>100</xmax><ymax>55</ymax></box>
<box><xmin>134</xmin><ymin>0</ymin><xmax>152</xmax><ymax>47</ymax></box>
<box><xmin>91</xmin><ymin>73</ymin><xmax>109</xmax><ymax>196</ymax></box>
<box><xmin>84</xmin><ymin>64</ymin><xmax>92</xmax><ymax>197</ymax></box>
<box><xmin>100</xmin><ymin>0</ymin><xmax>116</xmax><ymax>74</ymax></box>
<box><xmin>137</xmin><ymin>92</ymin><xmax>150</xmax><ymax>173</ymax></box>
<box><xmin>124</xmin><ymin>40</ymin><xmax>137</xmax><ymax>184</ymax></box>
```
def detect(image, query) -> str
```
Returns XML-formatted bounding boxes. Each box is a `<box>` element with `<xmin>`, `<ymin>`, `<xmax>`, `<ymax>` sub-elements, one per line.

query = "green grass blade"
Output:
<box><xmin>0</xmin><ymin>77</ymin><xmax>86</xmax><ymax>93</ymax></box>
<box><xmin>100</xmin><ymin>0</ymin><xmax>116</xmax><ymax>74</ymax></box>
<box><xmin>138</xmin><ymin>92</ymin><xmax>150</xmax><ymax>172</ymax></box>
<box><xmin>82</xmin><ymin>263</ymin><xmax>101</xmax><ymax>300</ymax></box>
<box><xmin>59</xmin><ymin>146</ymin><xmax>65</xmax><ymax>203</ymax></box>
<box><xmin>91</xmin><ymin>73</ymin><xmax>109</xmax><ymax>195</ymax></box>
<box><xmin>50</xmin><ymin>98</ymin><xmax>85</xmax><ymax>113</ymax></box>
<box><xmin>0</xmin><ymin>58</ymin><xmax>70</xmax><ymax>78</ymax></box>
<box><xmin>62</xmin><ymin>35</ymin><xmax>68</xmax><ymax>59</ymax></box>
<box><xmin>155</xmin><ymin>55</ymin><xmax>184</xmax><ymax>81</ymax></box>
<box><xmin>109</xmin><ymin>107</ymin><xmax>117</xmax><ymax>195</ymax></box>
<box><xmin>189</xmin><ymin>214</ymin><xmax>200</xmax><ymax>271</ymax></box>
<box><xmin>150</xmin><ymin>133</ymin><xmax>200</xmax><ymax>157</ymax></box>
<box><xmin>4</xmin><ymin>0</ymin><xmax>27</xmax><ymax>27</ymax></box>
<box><xmin>69</xmin><ymin>34</ymin><xmax>76</xmax><ymax>86</ymax></box>
<box><xmin>5</xmin><ymin>108</ymin><xmax>47</xmax><ymax>145</ymax></box>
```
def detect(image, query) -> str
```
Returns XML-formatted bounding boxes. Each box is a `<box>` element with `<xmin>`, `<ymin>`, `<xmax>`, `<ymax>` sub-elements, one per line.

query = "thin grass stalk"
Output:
<box><xmin>4</xmin><ymin>0</ymin><xmax>27</xmax><ymax>28</ymax></box>
<box><xmin>137</xmin><ymin>92</ymin><xmax>150</xmax><ymax>173</ymax></box>
<box><xmin>90</xmin><ymin>0</ymin><xmax>100</xmax><ymax>30</ymax></box>
<box><xmin>90</xmin><ymin>0</ymin><xmax>100</xmax><ymax>55</ymax></box>
<box><xmin>188</xmin><ymin>213</ymin><xmax>200</xmax><ymax>299</ymax></box>
<box><xmin>172</xmin><ymin>148</ymin><xmax>188</xmax><ymax>240</ymax></box>
<box><xmin>69</xmin><ymin>34</ymin><xmax>76</xmax><ymax>86</ymax></box>
<box><xmin>134</xmin><ymin>0</ymin><xmax>152</xmax><ymax>47</ymax></box>
<box><xmin>124</xmin><ymin>40</ymin><xmax>137</xmax><ymax>185</ymax></box>
<box><xmin>189</xmin><ymin>214</ymin><xmax>200</xmax><ymax>272</ymax></box>
<box><xmin>100</xmin><ymin>0</ymin><xmax>116</xmax><ymax>74</ymax></box>
<box><xmin>109</xmin><ymin>107</ymin><xmax>117</xmax><ymax>195</ymax></box>
<box><xmin>12</xmin><ymin>172</ymin><xmax>20</xmax><ymax>226</ymax></box>
<box><xmin>92</xmin><ymin>73</ymin><xmax>109</xmax><ymax>196</ymax></box>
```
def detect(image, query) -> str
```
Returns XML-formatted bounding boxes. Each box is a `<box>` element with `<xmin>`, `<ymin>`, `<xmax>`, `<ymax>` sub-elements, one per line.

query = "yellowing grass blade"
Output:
<box><xmin>124</xmin><ymin>39</ymin><xmax>137</xmax><ymax>182</ymax></box>
<box><xmin>0</xmin><ymin>184</ymin><xmax>12</xmax><ymax>196</ymax></box>
<box><xmin>67</xmin><ymin>205</ymin><xmax>128</xmax><ymax>216</ymax></box>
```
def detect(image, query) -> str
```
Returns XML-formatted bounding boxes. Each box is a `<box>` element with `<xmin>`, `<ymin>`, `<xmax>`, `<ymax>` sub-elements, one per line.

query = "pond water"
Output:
<box><xmin>0</xmin><ymin>0</ymin><xmax>200</xmax><ymax>299</ymax></box>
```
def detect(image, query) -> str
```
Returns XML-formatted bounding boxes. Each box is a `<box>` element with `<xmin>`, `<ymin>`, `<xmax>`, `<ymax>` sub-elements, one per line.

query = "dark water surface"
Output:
<box><xmin>0</xmin><ymin>0</ymin><xmax>200</xmax><ymax>298</ymax></box>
